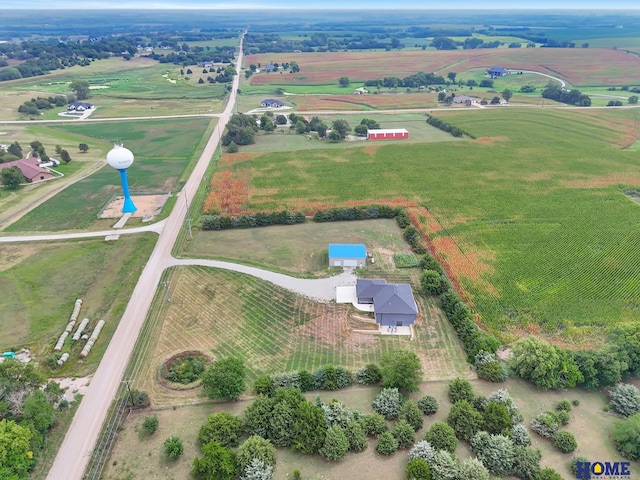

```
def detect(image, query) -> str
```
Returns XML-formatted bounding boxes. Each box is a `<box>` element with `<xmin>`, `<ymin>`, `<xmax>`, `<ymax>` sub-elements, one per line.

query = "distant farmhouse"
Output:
<box><xmin>453</xmin><ymin>95</ymin><xmax>479</xmax><ymax>105</ymax></box>
<box><xmin>328</xmin><ymin>243</ymin><xmax>367</xmax><ymax>267</ymax></box>
<box><xmin>367</xmin><ymin>128</ymin><xmax>409</xmax><ymax>140</ymax></box>
<box><xmin>0</xmin><ymin>157</ymin><xmax>54</xmax><ymax>183</ymax></box>
<box><xmin>488</xmin><ymin>66</ymin><xmax>509</xmax><ymax>77</ymax></box>
<box><xmin>263</xmin><ymin>64</ymin><xmax>276</xmax><ymax>73</ymax></box>
<box><xmin>67</xmin><ymin>102</ymin><xmax>93</xmax><ymax>113</ymax></box>
<box><xmin>261</xmin><ymin>98</ymin><xmax>285</xmax><ymax>108</ymax></box>
<box><xmin>356</xmin><ymin>279</ymin><xmax>418</xmax><ymax>327</ymax></box>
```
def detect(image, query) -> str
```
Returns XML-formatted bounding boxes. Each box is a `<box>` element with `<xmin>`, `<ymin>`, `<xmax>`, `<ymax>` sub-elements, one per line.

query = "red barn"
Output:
<box><xmin>367</xmin><ymin>128</ymin><xmax>409</xmax><ymax>140</ymax></box>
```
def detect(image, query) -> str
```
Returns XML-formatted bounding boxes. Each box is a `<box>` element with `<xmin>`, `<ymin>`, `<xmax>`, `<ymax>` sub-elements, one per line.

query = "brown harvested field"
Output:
<box><xmin>104</xmin><ymin>377</ymin><xmax>621</xmax><ymax>480</ymax></box>
<box><xmin>246</xmin><ymin>48</ymin><xmax>640</xmax><ymax>86</ymax></box>
<box><xmin>289</xmin><ymin>92</ymin><xmax>440</xmax><ymax>111</ymax></box>
<box><xmin>133</xmin><ymin>264</ymin><xmax>472</xmax><ymax>408</ymax></box>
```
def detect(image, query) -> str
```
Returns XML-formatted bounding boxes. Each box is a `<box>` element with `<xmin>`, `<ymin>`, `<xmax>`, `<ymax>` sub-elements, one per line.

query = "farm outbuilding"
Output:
<box><xmin>367</xmin><ymin>128</ymin><xmax>409</xmax><ymax>140</ymax></box>
<box><xmin>328</xmin><ymin>243</ymin><xmax>367</xmax><ymax>267</ymax></box>
<box><xmin>356</xmin><ymin>279</ymin><xmax>418</xmax><ymax>327</ymax></box>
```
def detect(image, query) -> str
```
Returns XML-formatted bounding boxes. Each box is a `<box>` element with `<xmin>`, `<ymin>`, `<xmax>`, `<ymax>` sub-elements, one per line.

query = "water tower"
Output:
<box><xmin>106</xmin><ymin>144</ymin><xmax>137</xmax><ymax>214</ymax></box>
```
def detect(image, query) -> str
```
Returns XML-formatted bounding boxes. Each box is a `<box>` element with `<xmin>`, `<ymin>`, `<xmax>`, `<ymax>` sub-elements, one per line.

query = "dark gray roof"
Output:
<box><xmin>356</xmin><ymin>279</ymin><xmax>387</xmax><ymax>298</ymax></box>
<box><xmin>261</xmin><ymin>98</ymin><xmax>284</xmax><ymax>106</ymax></box>
<box><xmin>373</xmin><ymin>284</ymin><xmax>418</xmax><ymax>315</ymax></box>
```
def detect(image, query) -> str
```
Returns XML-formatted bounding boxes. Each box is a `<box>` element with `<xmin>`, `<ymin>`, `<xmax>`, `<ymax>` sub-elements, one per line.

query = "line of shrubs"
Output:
<box><xmin>201</xmin><ymin>210</ymin><xmax>305</xmax><ymax>230</ymax></box>
<box><xmin>254</xmin><ymin>364</ymin><xmax>382</xmax><ymax>396</ymax></box>
<box><xmin>312</xmin><ymin>205</ymin><xmax>400</xmax><ymax>222</ymax></box>
<box><xmin>426</xmin><ymin>114</ymin><xmax>476</xmax><ymax>139</ymax></box>
<box><xmin>417</xmin><ymin>251</ymin><xmax>502</xmax><ymax>379</ymax></box>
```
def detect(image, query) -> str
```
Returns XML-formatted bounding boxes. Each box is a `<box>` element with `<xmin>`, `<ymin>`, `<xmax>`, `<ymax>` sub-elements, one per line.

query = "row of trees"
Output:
<box><xmin>312</xmin><ymin>204</ymin><xmax>400</xmax><ymax>223</ymax></box>
<box><xmin>426</xmin><ymin>114</ymin><xmax>474</xmax><ymax>138</ymax></box>
<box><xmin>542</xmin><ymin>82</ymin><xmax>591</xmax><ymax>106</ymax></box>
<box><xmin>363</xmin><ymin>71</ymin><xmax>446</xmax><ymax>89</ymax></box>
<box><xmin>201</xmin><ymin>211</ymin><xmax>305</xmax><ymax>230</ymax></box>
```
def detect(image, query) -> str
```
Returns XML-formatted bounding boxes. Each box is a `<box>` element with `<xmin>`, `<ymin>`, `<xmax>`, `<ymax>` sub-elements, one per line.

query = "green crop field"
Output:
<box><xmin>5</xmin><ymin>118</ymin><xmax>212</xmax><ymax>232</ymax></box>
<box><xmin>213</xmin><ymin>107</ymin><xmax>640</xmax><ymax>344</ymax></box>
<box><xmin>0</xmin><ymin>234</ymin><xmax>155</xmax><ymax>375</ymax></box>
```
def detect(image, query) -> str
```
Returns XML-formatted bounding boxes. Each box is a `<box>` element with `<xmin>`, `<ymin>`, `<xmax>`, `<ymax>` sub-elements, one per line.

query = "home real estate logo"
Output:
<box><xmin>576</xmin><ymin>461</ymin><xmax>631</xmax><ymax>479</ymax></box>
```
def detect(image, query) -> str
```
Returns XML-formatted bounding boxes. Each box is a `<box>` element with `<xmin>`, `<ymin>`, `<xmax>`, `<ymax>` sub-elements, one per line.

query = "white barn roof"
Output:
<box><xmin>367</xmin><ymin>128</ymin><xmax>408</xmax><ymax>135</ymax></box>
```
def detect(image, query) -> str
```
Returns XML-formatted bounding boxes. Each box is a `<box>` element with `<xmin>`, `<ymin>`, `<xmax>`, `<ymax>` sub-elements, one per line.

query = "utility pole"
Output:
<box><xmin>161</xmin><ymin>281</ymin><xmax>171</xmax><ymax>303</ymax></box>
<box><xmin>122</xmin><ymin>379</ymin><xmax>134</xmax><ymax>407</ymax></box>
<box><xmin>184</xmin><ymin>192</ymin><xmax>192</xmax><ymax>240</ymax></box>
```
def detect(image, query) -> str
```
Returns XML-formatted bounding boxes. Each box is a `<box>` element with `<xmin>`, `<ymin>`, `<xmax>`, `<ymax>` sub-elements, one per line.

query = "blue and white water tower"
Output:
<box><xmin>106</xmin><ymin>144</ymin><xmax>137</xmax><ymax>214</ymax></box>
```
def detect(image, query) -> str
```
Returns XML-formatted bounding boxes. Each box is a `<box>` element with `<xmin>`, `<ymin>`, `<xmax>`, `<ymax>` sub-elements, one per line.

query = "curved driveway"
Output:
<box><xmin>167</xmin><ymin>257</ymin><xmax>355</xmax><ymax>301</ymax></box>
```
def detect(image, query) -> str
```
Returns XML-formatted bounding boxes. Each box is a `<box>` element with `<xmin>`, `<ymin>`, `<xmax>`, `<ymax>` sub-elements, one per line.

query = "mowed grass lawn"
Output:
<box><xmin>213</xmin><ymin>107</ymin><xmax>640</xmax><ymax>343</ymax></box>
<box><xmin>133</xmin><ymin>263</ymin><xmax>470</xmax><ymax>407</ymax></box>
<box><xmin>0</xmin><ymin>234</ymin><xmax>155</xmax><ymax>376</ymax></box>
<box><xmin>103</xmin><ymin>377</ymin><xmax>619</xmax><ymax>480</ymax></box>
<box><xmin>185</xmin><ymin>219</ymin><xmax>413</xmax><ymax>274</ymax></box>
<box><xmin>5</xmin><ymin>118</ymin><xmax>212</xmax><ymax>232</ymax></box>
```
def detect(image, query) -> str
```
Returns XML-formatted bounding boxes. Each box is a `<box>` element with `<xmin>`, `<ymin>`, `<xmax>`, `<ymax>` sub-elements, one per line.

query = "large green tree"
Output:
<box><xmin>201</xmin><ymin>357</ymin><xmax>246</xmax><ymax>401</ymax></box>
<box><xmin>510</xmin><ymin>336</ymin><xmax>582</xmax><ymax>389</ymax></box>
<box><xmin>292</xmin><ymin>401</ymin><xmax>326</xmax><ymax>454</ymax></box>
<box><xmin>330</xmin><ymin>119</ymin><xmax>350</xmax><ymax>139</ymax></box>
<box><xmin>191</xmin><ymin>441</ymin><xmax>237</xmax><ymax>480</ymax></box>
<box><xmin>0</xmin><ymin>419</ymin><xmax>33</xmax><ymax>479</ymax></box>
<box><xmin>380</xmin><ymin>350</ymin><xmax>422</xmax><ymax>392</ymax></box>
<box><xmin>612</xmin><ymin>413</ymin><xmax>640</xmax><ymax>461</ymax></box>
<box><xmin>198</xmin><ymin>412</ymin><xmax>243</xmax><ymax>447</ymax></box>
<box><xmin>237</xmin><ymin>435</ymin><xmax>276</xmax><ymax>473</ymax></box>
<box><xmin>69</xmin><ymin>80</ymin><xmax>90</xmax><ymax>100</ymax></box>
<box><xmin>425</xmin><ymin>422</ymin><xmax>457</xmax><ymax>453</ymax></box>
<box><xmin>0</xmin><ymin>167</ymin><xmax>25</xmax><ymax>188</ymax></box>
<box><xmin>447</xmin><ymin>400</ymin><xmax>483</xmax><ymax>441</ymax></box>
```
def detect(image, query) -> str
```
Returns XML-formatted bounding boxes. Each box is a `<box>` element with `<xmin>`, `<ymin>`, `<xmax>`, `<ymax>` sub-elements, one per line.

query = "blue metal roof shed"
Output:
<box><xmin>328</xmin><ymin>244</ymin><xmax>367</xmax><ymax>267</ymax></box>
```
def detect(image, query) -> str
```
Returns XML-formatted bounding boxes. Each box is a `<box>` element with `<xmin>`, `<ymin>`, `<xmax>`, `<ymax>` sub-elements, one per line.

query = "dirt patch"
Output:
<box><xmin>99</xmin><ymin>193</ymin><xmax>169</xmax><ymax>219</ymax></box>
<box><xmin>54</xmin><ymin>375</ymin><xmax>92</xmax><ymax>402</ymax></box>
<box><xmin>407</xmin><ymin>206</ymin><xmax>443</xmax><ymax>236</ymax></box>
<box><xmin>0</xmin><ymin>244</ymin><xmax>40</xmax><ymax>272</ymax></box>
<box><xmin>563</xmin><ymin>174</ymin><xmax>640</xmax><ymax>188</ymax></box>
<box><xmin>475</xmin><ymin>136</ymin><xmax>508</xmax><ymax>144</ymax></box>
<box><xmin>219</xmin><ymin>152</ymin><xmax>257</xmax><ymax>167</ymax></box>
<box><xmin>432</xmin><ymin>237</ymin><xmax>493</xmax><ymax>280</ymax></box>
<box><xmin>362</xmin><ymin>144</ymin><xmax>381</xmax><ymax>156</ymax></box>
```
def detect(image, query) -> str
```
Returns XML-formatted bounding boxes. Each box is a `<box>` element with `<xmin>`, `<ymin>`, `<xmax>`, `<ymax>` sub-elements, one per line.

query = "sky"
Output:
<box><xmin>1</xmin><ymin>0</ymin><xmax>639</xmax><ymax>9</ymax></box>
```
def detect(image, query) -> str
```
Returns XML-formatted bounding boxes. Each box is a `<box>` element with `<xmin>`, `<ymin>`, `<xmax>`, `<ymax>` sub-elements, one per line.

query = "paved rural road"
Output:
<box><xmin>0</xmin><ymin>221</ymin><xmax>166</xmax><ymax>243</ymax></box>
<box><xmin>46</xmin><ymin>34</ymin><xmax>246</xmax><ymax>480</ymax></box>
<box><xmin>168</xmin><ymin>257</ymin><xmax>356</xmax><ymax>301</ymax></box>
